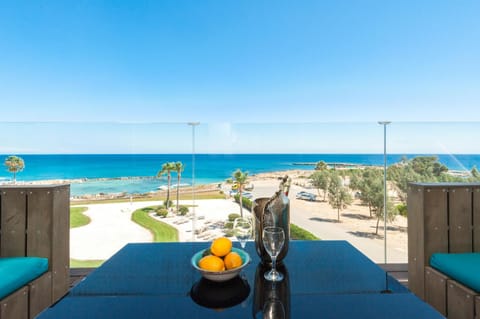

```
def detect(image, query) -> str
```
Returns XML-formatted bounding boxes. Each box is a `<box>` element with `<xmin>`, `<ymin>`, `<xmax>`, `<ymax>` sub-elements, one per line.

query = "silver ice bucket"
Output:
<box><xmin>253</xmin><ymin>191</ymin><xmax>290</xmax><ymax>265</ymax></box>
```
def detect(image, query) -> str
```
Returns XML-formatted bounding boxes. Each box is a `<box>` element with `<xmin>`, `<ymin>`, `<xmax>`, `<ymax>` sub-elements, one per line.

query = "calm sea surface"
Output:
<box><xmin>1</xmin><ymin>154</ymin><xmax>479</xmax><ymax>196</ymax></box>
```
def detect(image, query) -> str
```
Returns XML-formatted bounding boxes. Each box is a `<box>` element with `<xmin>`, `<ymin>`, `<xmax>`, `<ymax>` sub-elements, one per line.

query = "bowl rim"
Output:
<box><xmin>191</xmin><ymin>247</ymin><xmax>250</xmax><ymax>274</ymax></box>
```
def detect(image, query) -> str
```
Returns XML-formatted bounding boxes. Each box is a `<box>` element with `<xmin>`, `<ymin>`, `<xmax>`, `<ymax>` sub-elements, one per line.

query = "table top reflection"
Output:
<box><xmin>38</xmin><ymin>240</ymin><xmax>444</xmax><ymax>319</ymax></box>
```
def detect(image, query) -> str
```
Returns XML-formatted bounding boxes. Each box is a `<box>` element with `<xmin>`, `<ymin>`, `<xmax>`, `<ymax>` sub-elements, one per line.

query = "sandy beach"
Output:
<box><xmin>70</xmin><ymin>169</ymin><xmax>408</xmax><ymax>264</ymax></box>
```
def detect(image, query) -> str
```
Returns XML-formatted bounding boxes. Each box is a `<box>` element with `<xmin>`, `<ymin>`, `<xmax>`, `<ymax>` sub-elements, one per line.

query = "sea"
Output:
<box><xmin>0</xmin><ymin>154</ymin><xmax>479</xmax><ymax>196</ymax></box>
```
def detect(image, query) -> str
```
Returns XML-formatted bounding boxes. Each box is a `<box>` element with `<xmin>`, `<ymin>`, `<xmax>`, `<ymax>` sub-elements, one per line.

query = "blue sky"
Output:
<box><xmin>1</xmin><ymin>1</ymin><xmax>479</xmax><ymax>153</ymax></box>
<box><xmin>1</xmin><ymin>121</ymin><xmax>480</xmax><ymax>154</ymax></box>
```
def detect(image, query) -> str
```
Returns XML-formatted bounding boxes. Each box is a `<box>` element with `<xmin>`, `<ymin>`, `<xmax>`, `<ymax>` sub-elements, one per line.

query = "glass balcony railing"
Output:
<box><xmin>1</xmin><ymin>121</ymin><xmax>480</xmax><ymax>267</ymax></box>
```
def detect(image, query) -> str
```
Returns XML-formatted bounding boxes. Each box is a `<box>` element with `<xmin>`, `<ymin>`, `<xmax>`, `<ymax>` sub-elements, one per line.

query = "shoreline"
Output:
<box><xmin>0</xmin><ymin>153</ymin><xmax>477</xmax><ymax>189</ymax></box>
<box><xmin>1</xmin><ymin>162</ymin><xmax>472</xmax><ymax>200</ymax></box>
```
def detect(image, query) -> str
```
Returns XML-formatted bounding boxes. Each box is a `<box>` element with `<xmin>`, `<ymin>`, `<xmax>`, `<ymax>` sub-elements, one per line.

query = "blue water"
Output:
<box><xmin>0</xmin><ymin>154</ymin><xmax>479</xmax><ymax>196</ymax></box>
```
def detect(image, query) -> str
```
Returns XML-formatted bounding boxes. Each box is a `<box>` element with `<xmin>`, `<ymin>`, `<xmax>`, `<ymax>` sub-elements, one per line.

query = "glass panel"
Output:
<box><xmin>1</xmin><ymin>121</ymin><xmax>479</xmax><ymax>266</ymax></box>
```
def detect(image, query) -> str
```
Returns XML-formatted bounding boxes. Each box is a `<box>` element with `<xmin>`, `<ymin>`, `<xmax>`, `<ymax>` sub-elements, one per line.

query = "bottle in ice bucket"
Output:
<box><xmin>253</xmin><ymin>175</ymin><xmax>290</xmax><ymax>265</ymax></box>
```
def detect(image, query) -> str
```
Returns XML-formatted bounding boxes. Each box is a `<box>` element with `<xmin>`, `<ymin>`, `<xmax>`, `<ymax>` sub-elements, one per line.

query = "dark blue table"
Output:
<box><xmin>37</xmin><ymin>241</ymin><xmax>444</xmax><ymax>318</ymax></box>
<box><xmin>35</xmin><ymin>293</ymin><xmax>443</xmax><ymax>319</ymax></box>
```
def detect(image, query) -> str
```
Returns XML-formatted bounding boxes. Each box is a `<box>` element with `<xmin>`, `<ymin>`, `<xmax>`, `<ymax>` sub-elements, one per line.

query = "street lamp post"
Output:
<box><xmin>378</xmin><ymin>121</ymin><xmax>391</xmax><ymax>264</ymax></box>
<box><xmin>188</xmin><ymin>122</ymin><xmax>200</xmax><ymax>241</ymax></box>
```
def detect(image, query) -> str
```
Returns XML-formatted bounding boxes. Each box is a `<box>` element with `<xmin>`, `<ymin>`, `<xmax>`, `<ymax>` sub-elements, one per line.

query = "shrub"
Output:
<box><xmin>224</xmin><ymin>221</ymin><xmax>234</xmax><ymax>229</ymax></box>
<box><xmin>290</xmin><ymin>224</ymin><xmax>319</xmax><ymax>240</ymax></box>
<box><xmin>396</xmin><ymin>203</ymin><xmax>407</xmax><ymax>217</ymax></box>
<box><xmin>163</xmin><ymin>200</ymin><xmax>173</xmax><ymax>208</ymax></box>
<box><xmin>178</xmin><ymin>205</ymin><xmax>189</xmax><ymax>216</ymax></box>
<box><xmin>224</xmin><ymin>229</ymin><xmax>235</xmax><ymax>237</ymax></box>
<box><xmin>228</xmin><ymin>213</ymin><xmax>241</xmax><ymax>222</ymax></box>
<box><xmin>155</xmin><ymin>208</ymin><xmax>169</xmax><ymax>218</ymax></box>
<box><xmin>233</xmin><ymin>195</ymin><xmax>253</xmax><ymax>210</ymax></box>
<box><xmin>142</xmin><ymin>206</ymin><xmax>159</xmax><ymax>212</ymax></box>
<box><xmin>242</xmin><ymin>197</ymin><xmax>252</xmax><ymax>210</ymax></box>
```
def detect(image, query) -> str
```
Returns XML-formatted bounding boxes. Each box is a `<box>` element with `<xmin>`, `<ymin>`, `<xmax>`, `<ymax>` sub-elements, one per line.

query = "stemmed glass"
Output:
<box><xmin>233</xmin><ymin>217</ymin><xmax>252</xmax><ymax>249</ymax></box>
<box><xmin>262</xmin><ymin>226</ymin><xmax>285</xmax><ymax>281</ymax></box>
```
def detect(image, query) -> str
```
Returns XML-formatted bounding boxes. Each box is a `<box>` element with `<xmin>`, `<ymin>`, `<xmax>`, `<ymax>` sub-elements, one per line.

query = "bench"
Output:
<box><xmin>0</xmin><ymin>185</ymin><xmax>70</xmax><ymax>319</ymax></box>
<box><xmin>0</xmin><ymin>257</ymin><xmax>50</xmax><ymax>319</ymax></box>
<box><xmin>426</xmin><ymin>253</ymin><xmax>480</xmax><ymax>319</ymax></box>
<box><xmin>408</xmin><ymin>183</ymin><xmax>480</xmax><ymax>319</ymax></box>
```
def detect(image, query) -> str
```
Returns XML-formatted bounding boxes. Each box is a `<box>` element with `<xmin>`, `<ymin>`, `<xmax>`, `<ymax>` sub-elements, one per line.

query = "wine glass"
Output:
<box><xmin>262</xmin><ymin>226</ymin><xmax>285</xmax><ymax>281</ymax></box>
<box><xmin>233</xmin><ymin>217</ymin><xmax>252</xmax><ymax>249</ymax></box>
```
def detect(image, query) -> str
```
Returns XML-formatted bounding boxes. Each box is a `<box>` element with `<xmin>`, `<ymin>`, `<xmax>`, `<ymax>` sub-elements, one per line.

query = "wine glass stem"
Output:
<box><xmin>271</xmin><ymin>256</ymin><xmax>277</xmax><ymax>273</ymax></box>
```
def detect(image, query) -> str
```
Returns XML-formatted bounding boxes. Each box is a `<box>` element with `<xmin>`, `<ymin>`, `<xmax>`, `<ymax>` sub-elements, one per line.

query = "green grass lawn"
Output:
<box><xmin>291</xmin><ymin>223</ymin><xmax>319</xmax><ymax>240</ymax></box>
<box><xmin>70</xmin><ymin>206</ymin><xmax>91</xmax><ymax>228</ymax></box>
<box><xmin>70</xmin><ymin>259</ymin><xmax>105</xmax><ymax>268</ymax></box>
<box><xmin>132</xmin><ymin>207</ymin><xmax>179</xmax><ymax>242</ymax></box>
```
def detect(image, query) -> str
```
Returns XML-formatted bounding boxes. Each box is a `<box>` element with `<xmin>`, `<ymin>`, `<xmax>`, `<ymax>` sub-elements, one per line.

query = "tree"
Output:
<box><xmin>157</xmin><ymin>162</ymin><xmax>175</xmax><ymax>209</ymax></box>
<box><xmin>351</xmin><ymin>168</ymin><xmax>383</xmax><ymax>217</ymax></box>
<box><xmin>173</xmin><ymin>161</ymin><xmax>184</xmax><ymax>213</ymax></box>
<box><xmin>315</xmin><ymin>160</ymin><xmax>328</xmax><ymax>171</ymax></box>
<box><xmin>471</xmin><ymin>166</ymin><xmax>480</xmax><ymax>179</ymax></box>
<box><xmin>232</xmin><ymin>169</ymin><xmax>249</xmax><ymax>217</ymax></box>
<box><xmin>372</xmin><ymin>194</ymin><xmax>397</xmax><ymax>235</ymax></box>
<box><xmin>388</xmin><ymin>156</ymin><xmax>451</xmax><ymax>203</ymax></box>
<box><xmin>327</xmin><ymin>172</ymin><xmax>352</xmax><ymax>221</ymax></box>
<box><xmin>310</xmin><ymin>170</ymin><xmax>330</xmax><ymax>201</ymax></box>
<box><xmin>410</xmin><ymin>156</ymin><xmax>448</xmax><ymax>178</ymax></box>
<box><xmin>347</xmin><ymin>169</ymin><xmax>362</xmax><ymax>190</ymax></box>
<box><xmin>355</xmin><ymin>168</ymin><xmax>397</xmax><ymax>235</ymax></box>
<box><xmin>4</xmin><ymin>155</ymin><xmax>25</xmax><ymax>184</ymax></box>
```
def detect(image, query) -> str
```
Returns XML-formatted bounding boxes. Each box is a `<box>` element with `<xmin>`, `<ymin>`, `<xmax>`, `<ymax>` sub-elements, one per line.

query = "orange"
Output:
<box><xmin>198</xmin><ymin>255</ymin><xmax>225</xmax><ymax>272</ymax></box>
<box><xmin>224</xmin><ymin>252</ymin><xmax>243</xmax><ymax>270</ymax></box>
<box><xmin>210</xmin><ymin>237</ymin><xmax>232</xmax><ymax>257</ymax></box>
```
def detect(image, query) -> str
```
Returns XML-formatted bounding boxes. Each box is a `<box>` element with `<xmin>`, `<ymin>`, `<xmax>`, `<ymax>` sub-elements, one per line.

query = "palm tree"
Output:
<box><xmin>173</xmin><ymin>161</ymin><xmax>184</xmax><ymax>213</ymax></box>
<box><xmin>4</xmin><ymin>155</ymin><xmax>25</xmax><ymax>184</ymax></box>
<box><xmin>157</xmin><ymin>162</ymin><xmax>175</xmax><ymax>209</ymax></box>
<box><xmin>232</xmin><ymin>169</ymin><xmax>249</xmax><ymax>217</ymax></box>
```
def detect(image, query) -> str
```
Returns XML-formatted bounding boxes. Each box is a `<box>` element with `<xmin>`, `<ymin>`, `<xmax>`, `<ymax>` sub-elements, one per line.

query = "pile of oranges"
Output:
<box><xmin>198</xmin><ymin>237</ymin><xmax>243</xmax><ymax>272</ymax></box>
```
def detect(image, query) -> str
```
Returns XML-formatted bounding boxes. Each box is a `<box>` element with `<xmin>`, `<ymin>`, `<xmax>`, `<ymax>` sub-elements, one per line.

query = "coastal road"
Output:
<box><xmin>250</xmin><ymin>181</ymin><xmax>407</xmax><ymax>263</ymax></box>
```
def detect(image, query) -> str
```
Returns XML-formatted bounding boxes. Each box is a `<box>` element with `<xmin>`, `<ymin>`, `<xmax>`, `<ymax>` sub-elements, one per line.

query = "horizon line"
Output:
<box><xmin>1</xmin><ymin>152</ymin><xmax>479</xmax><ymax>156</ymax></box>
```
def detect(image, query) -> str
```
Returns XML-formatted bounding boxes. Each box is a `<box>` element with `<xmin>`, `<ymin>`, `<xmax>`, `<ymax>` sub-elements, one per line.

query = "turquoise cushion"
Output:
<box><xmin>0</xmin><ymin>257</ymin><xmax>49</xmax><ymax>300</ymax></box>
<box><xmin>430</xmin><ymin>253</ymin><xmax>480</xmax><ymax>292</ymax></box>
